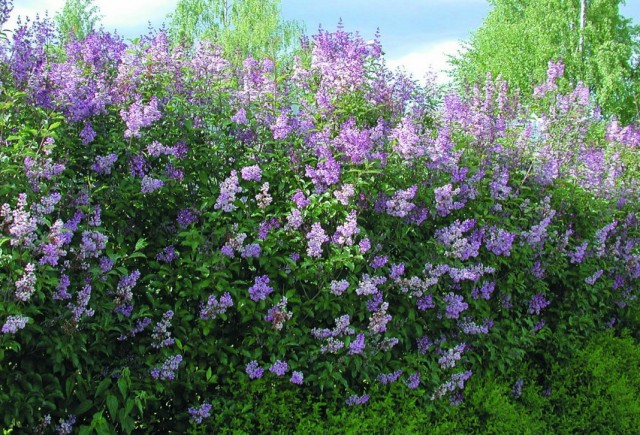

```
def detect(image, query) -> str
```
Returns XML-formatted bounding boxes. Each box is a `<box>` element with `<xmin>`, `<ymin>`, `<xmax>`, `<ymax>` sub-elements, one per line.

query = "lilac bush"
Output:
<box><xmin>0</xmin><ymin>9</ymin><xmax>639</xmax><ymax>433</ymax></box>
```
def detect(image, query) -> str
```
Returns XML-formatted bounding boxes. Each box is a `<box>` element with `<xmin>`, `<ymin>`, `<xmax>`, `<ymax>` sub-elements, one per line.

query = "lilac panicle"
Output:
<box><xmin>246</xmin><ymin>361</ymin><xmax>264</xmax><ymax>379</ymax></box>
<box><xmin>1</xmin><ymin>315</ymin><xmax>29</xmax><ymax>334</ymax></box>
<box><xmin>248</xmin><ymin>275</ymin><xmax>273</xmax><ymax>302</ymax></box>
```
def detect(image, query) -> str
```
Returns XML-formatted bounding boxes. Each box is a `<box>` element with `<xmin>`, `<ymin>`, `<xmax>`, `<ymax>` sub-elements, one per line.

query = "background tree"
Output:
<box><xmin>167</xmin><ymin>0</ymin><xmax>303</xmax><ymax>65</ymax></box>
<box><xmin>55</xmin><ymin>0</ymin><xmax>102</xmax><ymax>42</ymax></box>
<box><xmin>450</xmin><ymin>0</ymin><xmax>640</xmax><ymax>123</ymax></box>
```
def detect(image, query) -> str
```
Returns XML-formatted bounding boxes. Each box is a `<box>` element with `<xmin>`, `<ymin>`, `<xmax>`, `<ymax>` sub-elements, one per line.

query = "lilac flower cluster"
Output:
<box><xmin>305</xmin><ymin>156</ymin><xmax>341</xmax><ymax>192</ymax></box>
<box><xmin>345</xmin><ymin>394</ymin><xmax>370</xmax><ymax>406</ymax></box>
<box><xmin>80</xmin><ymin>230</ymin><xmax>108</xmax><ymax>259</ymax></box>
<box><xmin>14</xmin><ymin>263</ymin><xmax>36</xmax><ymax>301</ymax></box>
<box><xmin>55</xmin><ymin>415</ymin><xmax>76</xmax><ymax>435</ymax></box>
<box><xmin>355</xmin><ymin>274</ymin><xmax>387</xmax><ymax>296</ymax></box>
<box><xmin>91</xmin><ymin>154</ymin><xmax>118</xmax><ymax>175</ymax></box>
<box><xmin>68</xmin><ymin>284</ymin><xmax>95</xmax><ymax>322</ymax></box>
<box><xmin>521</xmin><ymin>210</ymin><xmax>556</xmax><ymax>249</ymax></box>
<box><xmin>240</xmin><ymin>164</ymin><xmax>262</xmax><ymax>182</ymax></box>
<box><xmin>54</xmin><ymin>275</ymin><xmax>72</xmax><ymax>300</ymax></box>
<box><xmin>377</xmin><ymin>370</ymin><xmax>403</xmax><ymax>385</ymax></box>
<box><xmin>200</xmin><ymin>292</ymin><xmax>233</xmax><ymax>320</ymax></box>
<box><xmin>269</xmin><ymin>360</ymin><xmax>289</xmax><ymax>376</ymax></box>
<box><xmin>485</xmin><ymin>226</ymin><xmax>515</xmax><ymax>256</ymax></box>
<box><xmin>330</xmin><ymin>279</ymin><xmax>349</xmax><ymax>296</ymax></box>
<box><xmin>333</xmin><ymin>183</ymin><xmax>355</xmax><ymax>205</ymax></box>
<box><xmin>438</xmin><ymin>343</ymin><xmax>466</xmax><ymax>369</ymax></box>
<box><xmin>1</xmin><ymin>315</ymin><xmax>29</xmax><ymax>334</ymax></box>
<box><xmin>141</xmin><ymin>176</ymin><xmax>164</xmax><ymax>194</ymax></box>
<box><xmin>368</xmin><ymin>302</ymin><xmax>392</xmax><ymax>333</ymax></box>
<box><xmin>290</xmin><ymin>371</ymin><xmax>304</xmax><ymax>385</ymax></box>
<box><xmin>292</xmin><ymin>189</ymin><xmax>311</xmax><ymax>208</ymax></box>
<box><xmin>120</xmin><ymin>96</ymin><xmax>162</xmax><ymax>138</ymax></box>
<box><xmin>471</xmin><ymin>281</ymin><xmax>495</xmax><ymax>300</ymax></box>
<box><xmin>435</xmin><ymin>219</ymin><xmax>481</xmax><ymax>261</ymax></box>
<box><xmin>434</xmin><ymin>184</ymin><xmax>465</xmax><ymax>217</ymax></box>
<box><xmin>188</xmin><ymin>403</ymin><xmax>212</xmax><ymax>424</ymax></box>
<box><xmin>150</xmin><ymin>354</ymin><xmax>183</xmax><ymax>380</ymax></box>
<box><xmin>118</xmin><ymin>317</ymin><xmax>151</xmax><ymax>341</ymax></box>
<box><xmin>248</xmin><ymin>275</ymin><xmax>273</xmax><ymax>302</ymax></box>
<box><xmin>177</xmin><ymin>208</ymin><xmax>198</xmax><ymax>228</ymax></box>
<box><xmin>114</xmin><ymin>270</ymin><xmax>140</xmax><ymax>314</ymax></box>
<box><xmin>332</xmin><ymin>210</ymin><xmax>359</xmax><ymax>246</ymax></box>
<box><xmin>255</xmin><ymin>182</ymin><xmax>272</xmax><ymax>209</ymax></box>
<box><xmin>246</xmin><ymin>361</ymin><xmax>264</xmax><ymax>379</ymax></box>
<box><xmin>264</xmin><ymin>297</ymin><xmax>292</xmax><ymax>331</ymax></box>
<box><xmin>528</xmin><ymin>293</ymin><xmax>550</xmax><ymax>315</ymax></box>
<box><xmin>1</xmin><ymin>193</ymin><xmax>37</xmax><ymax>247</ymax></box>
<box><xmin>585</xmin><ymin>269</ymin><xmax>604</xmax><ymax>285</ymax></box>
<box><xmin>431</xmin><ymin>370</ymin><xmax>473</xmax><ymax>401</ymax></box>
<box><xmin>391</xmin><ymin>117</ymin><xmax>424</xmax><ymax>159</ymax></box>
<box><xmin>348</xmin><ymin>333</ymin><xmax>366</xmax><ymax>355</ymax></box>
<box><xmin>156</xmin><ymin>245</ymin><xmax>178</xmax><ymax>263</ymax></box>
<box><xmin>151</xmin><ymin>310</ymin><xmax>175</xmax><ymax>348</ymax></box>
<box><xmin>443</xmin><ymin>293</ymin><xmax>469</xmax><ymax>319</ymax></box>
<box><xmin>405</xmin><ymin>372</ymin><xmax>421</xmax><ymax>389</ymax></box>
<box><xmin>214</xmin><ymin>171</ymin><xmax>242</xmax><ymax>212</ymax></box>
<box><xmin>569</xmin><ymin>242</ymin><xmax>589</xmax><ymax>264</ymax></box>
<box><xmin>385</xmin><ymin>185</ymin><xmax>417</xmax><ymax>218</ymax></box>
<box><xmin>306</xmin><ymin>222</ymin><xmax>329</xmax><ymax>258</ymax></box>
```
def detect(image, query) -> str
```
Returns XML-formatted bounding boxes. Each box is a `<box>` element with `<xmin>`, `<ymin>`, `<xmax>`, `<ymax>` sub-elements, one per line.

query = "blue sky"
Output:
<box><xmin>7</xmin><ymin>0</ymin><xmax>640</xmax><ymax>83</ymax></box>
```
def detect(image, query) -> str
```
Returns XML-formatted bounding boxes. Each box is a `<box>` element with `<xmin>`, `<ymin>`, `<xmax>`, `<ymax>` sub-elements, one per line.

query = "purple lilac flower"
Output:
<box><xmin>285</xmin><ymin>208</ymin><xmax>304</xmax><ymax>231</ymax></box>
<box><xmin>269</xmin><ymin>360</ymin><xmax>289</xmax><ymax>376</ymax></box>
<box><xmin>231</xmin><ymin>108</ymin><xmax>247</xmax><ymax>124</ymax></box>
<box><xmin>151</xmin><ymin>310</ymin><xmax>175</xmax><ymax>348</ymax></box>
<box><xmin>444</xmin><ymin>293</ymin><xmax>468</xmax><ymax>319</ymax></box>
<box><xmin>292</xmin><ymin>189</ymin><xmax>310</xmax><ymax>208</ymax></box>
<box><xmin>306</xmin><ymin>222</ymin><xmax>329</xmax><ymax>258</ymax></box>
<box><xmin>386</xmin><ymin>185</ymin><xmax>417</xmax><ymax>218</ymax></box>
<box><xmin>118</xmin><ymin>317</ymin><xmax>151</xmax><ymax>341</ymax></box>
<box><xmin>485</xmin><ymin>226</ymin><xmax>515</xmax><ymax>256</ymax></box>
<box><xmin>378</xmin><ymin>370</ymin><xmax>403</xmax><ymax>385</ymax></box>
<box><xmin>1</xmin><ymin>315</ymin><xmax>29</xmax><ymax>334</ymax></box>
<box><xmin>14</xmin><ymin>263</ymin><xmax>36</xmax><ymax>301</ymax></box>
<box><xmin>200</xmin><ymin>292</ymin><xmax>233</xmax><ymax>320</ymax></box>
<box><xmin>405</xmin><ymin>372</ymin><xmax>421</xmax><ymax>389</ymax></box>
<box><xmin>157</xmin><ymin>245</ymin><xmax>178</xmax><ymax>263</ymax></box>
<box><xmin>188</xmin><ymin>403</ymin><xmax>212</xmax><ymax>424</ymax></box>
<box><xmin>141</xmin><ymin>176</ymin><xmax>164</xmax><ymax>194</ymax></box>
<box><xmin>55</xmin><ymin>415</ymin><xmax>76</xmax><ymax>435</ymax></box>
<box><xmin>305</xmin><ymin>156</ymin><xmax>341</xmax><ymax>192</ymax></box>
<box><xmin>356</xmin><ymin>274</ymin><xmax>387</xmax><ymax>296</ymax></box>
<box><xmin>320</xmin><ymin>337</ymin><xmax>345</xmax><ymax>353</ymax></box>
<box><xmin>333</xmin><ymin>183</ymin><xmax>355</xmax><ymax>205</ymax></box>
<box><xmin>459</xmin><ymin>318</ymin><xmax>492</xmax><ymax>335</ymax></box>
<box><xmin>390</xmin><ymin>263</ymin><xmax>405</xmax><ymax>280</ymax></box>
<box><xmin>290</xmin><ymin>371</ymin><xmax>304</xmax><ymax>385</ymax></box>
<box><xmin>68</xmin><ymin>284</ymin><xmax>95</xmax><ymax>322</ymax></box>
<box><xmin>91</xmin><ymin>154</ymin><xmax>118</xmax><ymax>175</ymax></box>
<box><xmin>528</xmin><ymin>293</ymin><xmax>550</xmax><ymax>315</ymax></box>
<box><xmin>569</xmin><ymin>242</ymin><xmax>589</xmax><ymax>264</ymax></box>
<box><xmin>434</xmin><ymin>184</ymin><xmax>465</xmax><ymax>217</ymax></box>
<box><xmin>177</xmin><ymin>209</ymin><xmax>198</xmax><ymax>228</ymax></box>
<box><xmin>358</xmin><ymin>237</ymin><xmax>371</xmax><ymax>253</ymax></box>
<box><xmin>1</xmin><ymin>193</ymin><xmax>37</xmax><ymax>247</ymax></box>
<box><xmin>585</xmin><ymin>269</ymin><xmax>604</xmax><ymax>285</ymax></box>
<box><xmin>114</xmin><ymin>270</ymin><xmax>140</xmax><ymax>311</ymax></box>
<box><xmin>512</xmin><ymin>378</ymin><xmax>524</xmax><ymax>398</ymax></box>
<box><xmin>121</xmin><ymin>96</ymin><xmax>162</xmax><ymax>138</ymax></box>
<box><xmin>150</xmin><ymin>354</ymin><xmax>183</xmax><ymax>380</ymax></box>
<box><xmin>129</xmin><ymin>154</ymin><xmax>148</xmax><ymax>177</ymax></box>
<box><xmin>248</xmin><ymin>275</ymin><xmax>273</xmax><ymax>302</ymax></box>
<box><xmin>330</xmin><ymin>279</ymin><xmax>349</xmax><ymax>296</ymax></box>
<box><xmin>264</xmin><ymin>297</ymin><xmax>292</xmax><ymax>331</ymax></box>
<box><xmin>417</xmin><ymin>294</ymin><xmax>435</xmax><ymax>311</ymax></box>
<box><xmin>54</xmin><ymin>274</ymin><xmax>72</xmax><ymax>300</ymax></box>
<box><xmin>435</xmin><ymin>219</ymin><xmax>481</xmax><ymax>260</ymax></box>
<box><xmin>39</xmin><ymin>221</ymin><xmax>68</xmax><ymax>266</ymax></box>
<box><xmin>417</xmin><ymin>335</ymin><xmax>433</xmax><ymax>354</ymax></box>
<box><xmin>438</xmin><ymin>344</ymin><xmax>466</xmax><ymax>369</ymax></box>
<box><xmin>391</xmin><ymin>117</ymin><xmax>424</xmax><ymax>159</ymax></box>
<box><xmin>532</xmin><ymin>320</ymin><xmax>546</xmax><ymax>332</ymax></box>
<box><xmin>431</xmin><ymin>370</ymin><xmax>473</xmax><ymax>401</ymax></box>
<box><xmin>241</xmin><ymin>243</ymin><xmax>261</xmax><ymax>258</ymax></box>
<box><xmin>255</xmin><ymin>182</ymin><xmax>272</xmax><ymax>209</ymax></box>
<box><xmin>368</xmin><ymin>302</ymin><xmax>392</xmax><ymax>333</ymax></box>
<box><xmin>370</xmin><ymin>255</ymin><xmax>388</xmax><ymax>269</ymax></box>
<box><xmin>271</xmin><ymin>110</ymin><xmax>292</xmax><ymax>139</ymax></box>
<box><xmin>489</xmin><ymin>166</ymin><xmax>511</xmax><ymax>200</ymax></box>
<box><xmin>349</xmin><ymin>333</ymin><xmax>366</xmax><ymax>355</ymax></box>
<box><xmin>346</xmin><ymin>394</ymin><xmax>370</xmax><ymax>406</ymax></box>
<box><xmin>164</xmin><ymin>163</ymin><xmax>184</xmax><ymax>181</ymax></box>
<box><xmin>240</xmin><ymin>165</ymin><xmax>262</xmax><ymax>182</ymax></box>
<box><xmin>214</xmin><ymin>171</ymin><xmax>242</xmax><ymax>212</ymax></box>
<box><xmin>471</xmin><ymin>281</ymin><xmax>495</xmax><ymax>300</ymax></box>
<box><xmin>246</xmin><ymin>361</ymin><xmax>264</xmax><ymax>379</ymax></box>
<box><xmin>522</xmin><ymin>211</ymin><xmax>556</xmax><ymax>248</ymax></box>
<box><xmin>333</xmin><ymin>210</ymin><xmax>360</xmax><ymax>246</ymax></box>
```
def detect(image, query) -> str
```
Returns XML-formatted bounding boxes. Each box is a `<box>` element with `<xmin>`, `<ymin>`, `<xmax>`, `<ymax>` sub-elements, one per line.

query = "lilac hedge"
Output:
<box><xmin>0</xmin><ymin>10</ymin><xmax>639</xmax><ymax>433</ymax></box>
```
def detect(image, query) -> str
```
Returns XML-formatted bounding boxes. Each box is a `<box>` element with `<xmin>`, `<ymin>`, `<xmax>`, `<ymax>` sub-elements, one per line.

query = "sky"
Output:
<box><xmin>6</xmin><ymin>0</ymin><xmax>640</xmax><ymax>84</ymax></box>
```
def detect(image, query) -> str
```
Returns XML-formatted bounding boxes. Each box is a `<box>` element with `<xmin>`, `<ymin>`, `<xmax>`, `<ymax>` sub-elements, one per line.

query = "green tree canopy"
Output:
<box><xmin>451</xmin><ymin>0</ymin><xmax>640</xmax><ymax>123</ymax></box>
<box><xmin>55</xmin><ymin>0</ymin><xmax>102</xmax><ymax>43</ymax></box>
<box><xmin>167</xmin><ymin>0</ymin><xmax>303</xmax><ymax>65</ymax></box>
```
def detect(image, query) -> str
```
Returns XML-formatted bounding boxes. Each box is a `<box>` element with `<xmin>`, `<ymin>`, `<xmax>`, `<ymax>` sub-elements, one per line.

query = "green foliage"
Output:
<box><xmin>55</xmin><ymin>0</ymin><xmax>102</xmax><ymax>43</ymax></box>
<box><xmin>167</xmin><ymin>0</ymin><xmax>303</xmax><ymax>64</ymax></box>
<box><xmin>451</xmin><ymin>0</ymin><xmax>640</xmax><ymax>123</ymax></box>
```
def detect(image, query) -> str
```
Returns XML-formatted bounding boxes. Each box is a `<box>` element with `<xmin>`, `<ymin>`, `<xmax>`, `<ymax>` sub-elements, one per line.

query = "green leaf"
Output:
<box><xmin>134</xmin><ymin>238</ymin><xmax>148</xmax><ymax>251</ymax></box>
<box><xmin>106</xmin><ymin>394</ymin><xmax>118</xmax><ymax>420</ymax></box>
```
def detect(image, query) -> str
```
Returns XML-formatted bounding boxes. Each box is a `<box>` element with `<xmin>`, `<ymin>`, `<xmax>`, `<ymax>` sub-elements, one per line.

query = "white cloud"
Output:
<box><xmin>386</xmin><ymin>39</ymin><xmax>463</xmax><ymax>85</ymax></box>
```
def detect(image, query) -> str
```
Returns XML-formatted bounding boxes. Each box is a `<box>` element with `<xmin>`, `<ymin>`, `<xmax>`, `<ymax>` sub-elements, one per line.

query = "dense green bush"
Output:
<box><xmin>0</xmin><ymin>5</ymin><xmax>639</xmax><ymax>433</ymax></box>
